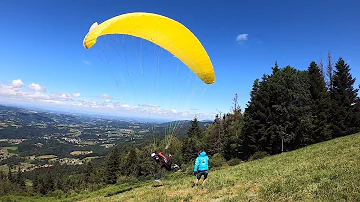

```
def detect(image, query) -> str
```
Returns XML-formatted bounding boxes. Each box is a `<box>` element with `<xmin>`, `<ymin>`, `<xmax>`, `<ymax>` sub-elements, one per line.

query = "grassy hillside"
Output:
<box><xmin>2</xmin><ymin>133</ymin><xmax>360</xmax><ymax>202</ymax></box>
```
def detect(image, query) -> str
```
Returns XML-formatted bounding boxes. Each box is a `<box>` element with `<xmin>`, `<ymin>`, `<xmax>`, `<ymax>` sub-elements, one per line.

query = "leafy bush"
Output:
<box><xmin>209</xmin><ymin>153</ymin><xmax>226</xmax><ymax>168</ymax></box>
<box><xmin>249</xmin><ymin>151</ymin><xmax>267</xmax><ymax>161</ymax></box>
<box><xmin>227</xmin><ymin>158</ymin><xmax>242</xmax><ymax>166</ymax></box>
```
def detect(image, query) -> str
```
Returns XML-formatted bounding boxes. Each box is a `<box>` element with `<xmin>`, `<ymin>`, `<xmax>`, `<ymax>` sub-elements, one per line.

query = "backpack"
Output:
<box><xmin>158</xmin><ymin>152</ymin><xmax>171</xmax><ymax>169</ymax></box>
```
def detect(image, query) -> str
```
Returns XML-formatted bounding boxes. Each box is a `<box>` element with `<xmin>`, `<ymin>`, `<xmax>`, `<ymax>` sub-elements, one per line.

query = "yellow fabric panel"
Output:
<box><xmin>83</xmin><ymin>12</ymin><xmax>215</xmax><ymax>84</ymax></box>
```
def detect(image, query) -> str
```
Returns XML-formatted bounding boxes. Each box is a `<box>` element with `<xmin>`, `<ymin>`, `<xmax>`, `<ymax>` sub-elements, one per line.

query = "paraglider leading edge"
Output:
<box><xmin>82</xmin><ymin>12</ymin><xmax>216</xmax><ymax>85</ymax></box>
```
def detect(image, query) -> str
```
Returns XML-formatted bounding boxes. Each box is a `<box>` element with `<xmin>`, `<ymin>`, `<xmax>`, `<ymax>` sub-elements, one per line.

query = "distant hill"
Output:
<box><xmin>0</xmin><ymin>104</ymin><xmax>212</xmax><ymax>139</ymax></box>
<box><xmin>155</xmin><ymin>119</ymin><xmax>213</xmax><ymax>140</ymax></box>
<box><xmin>158</xmin><ymin>119</ymin><xmax>212</xmax><ymax>129</ymax></box>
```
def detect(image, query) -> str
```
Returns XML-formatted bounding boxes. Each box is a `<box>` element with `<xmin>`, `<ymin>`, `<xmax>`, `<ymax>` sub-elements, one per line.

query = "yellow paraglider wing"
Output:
<box><xmin>83</xmin><ymin>12</ymin><xmax>215</xmax><ymax>84</ymax></box>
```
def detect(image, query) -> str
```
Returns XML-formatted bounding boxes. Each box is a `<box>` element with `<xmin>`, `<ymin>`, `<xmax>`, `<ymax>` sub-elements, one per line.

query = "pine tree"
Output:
<box><xmin>16</xmin><ymin>167</ymin><xmax>25</xmax><ymax>188</ymax></box>
<box><xmin>32</xmin><ymin>174</ymin><xmax>39</xmax><ymax>193</ymax></box>
<box><xmin>182</xmin><ymin>117</ymin><xmax>203</xmax><ymax>163</ymax></box>
<box><xmin>85</xmin><ymin>161</ymin><xmax>93</xmax><ymax>183</ymax></box>
<box><xmin>242</xmin><ymin>76</ymin><xmax>269</xmax><ymax>159</ymax></box>
<box><xmin>270</xmin><ymin>66</ymin><xmax>313</xmax><ymax>151</ymax></box>
<box><xmin>105</xmin><ymin>147</ymin><xmax>120</xmax><ymax>184</ymax></box>
<box><xmin>55</xmin><ymin>176</ymin><xmax>64</xmax><ymax>192</ymax></box>
<box><xmin>330</xmin><ymin>58</ymin><xmax>360</xmax><ymax>137</ymax></box>
<box><xmin>124</xmin><ymin>147</ymin><xmax>138</xmax><ymax>176</ymax></box>
<box><xmin>166</xmin><ymin>136</ymin><xmax>183</xmax><ymax>165</ymax></box>
<box><xmin>308</xmin><ymin>61</ymin><xmax>332</xmax><ymax>142</ymax></box>
<box><xmin>188</xmin><ymin>117</ymin><xmax>202</xmax><ymax>139</ymax></box>
<box><xmin>326</xmin><ymin>51</ymin><xmax>334</xmax><ymax>91</ymax></box>
<box><xmin>44</xmin><ymin>173</ymin><xmax>55</xmax><ymax>193</ymax></box>
<box><xmin>319</xmin><ymin>55</ymin><xmax>325</xmax><ymax>79</ymax></box>
<box><xmin>0</xmin><ymin>171</ymin><xmax>6</xmax><ymax>181</ymax></box>
<box><xmin>243</xmin><ymin>63</ymin><xmax>314</xmax><ymax>158</ymax></box>
<box><xmin>7</xmin><ymin>167</ymin><xmax>14</xmax><ymax>183</ymax></box>
<box><xmin>223</xmin><ymin>93</ymin><xmax>244</xmax><ymax>160</ymax></box>
<box><xmin>206</xmin><ymin>113</ymin><xmax>225</xmax><ymax>156</ymax></box>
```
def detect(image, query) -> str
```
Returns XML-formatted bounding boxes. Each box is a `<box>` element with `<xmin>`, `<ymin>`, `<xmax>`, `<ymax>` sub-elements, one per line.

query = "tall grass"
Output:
<box><xmin>2</xmin><ymin>133</ymin><xmax>359</xmax><ymax>202</ymax></box>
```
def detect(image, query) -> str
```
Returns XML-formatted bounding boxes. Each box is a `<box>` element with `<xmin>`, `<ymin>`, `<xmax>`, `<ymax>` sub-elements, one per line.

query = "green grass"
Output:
<box><xmin>0</xmin><ymin>147</ymin><xmax>18</xmax><ymax>157</ymax></box>
<box><xmin>2</xmin><ymin>147</ymin><xmax>18</xmax><ymax>151</ymax></box>
<box><xmin>70</xmin><ymin>151</ymin><xmax>93</xmax><ymax>156</ymax></box>
<box><xmin>83</xmin><ymin>156</ymin><xmax>101</xmax><ymax>162</ymax></box>
<box><xmin>2</xmin><ymin>133</ymin><xmax>360</xmax><ymax>202</ymax></box>
<box><xmin>36</xmin><ymin>155</ymin><xmax>57</xmax><ymax>159</ymax></box>
<box><xmin>0</xmin><ymin>165</ymin><xmax>9</xmax><ymax>172</ymax></box>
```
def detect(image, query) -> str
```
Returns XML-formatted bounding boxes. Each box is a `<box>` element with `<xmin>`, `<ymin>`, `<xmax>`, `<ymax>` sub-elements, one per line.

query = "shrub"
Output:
<box><xmin>249</xmin><ymin>151</ymin><xmax>267</xmax><ymax>161</ymax></box>
<box><xmin>227</xmin><ymin>158</ymin><xmax>242</xmax><ymax>166</ymax></box>
<box><xmin>209</xmin><ymin>153</ymin><xmax>226</xmax><ymax>168</ymax></box>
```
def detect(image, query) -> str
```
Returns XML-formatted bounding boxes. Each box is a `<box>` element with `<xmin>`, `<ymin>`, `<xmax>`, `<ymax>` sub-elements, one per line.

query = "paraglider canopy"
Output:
<box><xmin>82</xmin><ymin>12</ymin><xmax>215</xmax><ymax>84</ymax></box>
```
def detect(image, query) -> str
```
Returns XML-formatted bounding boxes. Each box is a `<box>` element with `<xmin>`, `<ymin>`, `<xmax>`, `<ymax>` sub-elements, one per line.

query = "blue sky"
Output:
<box><xmin>1</xmin><ymin>0</ymin><xmax>359</xmax><ymax>121</ymax></box>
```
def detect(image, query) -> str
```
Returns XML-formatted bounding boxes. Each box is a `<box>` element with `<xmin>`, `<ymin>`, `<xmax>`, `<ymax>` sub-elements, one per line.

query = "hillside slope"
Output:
<box><xmin>85</xmin><ymin>133</ymin><xmax>360</xmax><ymax>202</ymax></box>
<box><xmin>2</xmin><ymin>133</ymin><xmax>360</xmax><ymax>202</ymax></box>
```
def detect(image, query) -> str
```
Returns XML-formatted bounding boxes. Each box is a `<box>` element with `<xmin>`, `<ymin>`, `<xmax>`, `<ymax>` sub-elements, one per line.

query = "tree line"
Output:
<box><xmin>1</xmin><ymin>52</ymin><xmax>359</xmax><ymax>197</ymax></box>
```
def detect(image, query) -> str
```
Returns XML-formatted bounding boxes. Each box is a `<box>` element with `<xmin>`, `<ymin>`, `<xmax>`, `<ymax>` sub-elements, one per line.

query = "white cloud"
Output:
<box><xmin>0</xmin><ymin>80</ymin><xmax>216</xmax><ymax>120</ymax></box>
<box><xmin>50</xmin><ymin>93</ymin><xmax>72</xmax><ymax>101</ymax></box>
<box><xmin>0</xmin><ymin>85</ymin><xmax>18</xmax><ymax>96</ymax></box>
<box><xmin>236</xmin><ymin>34</ymin><xmax>248</xmax><ymax>41</ymax></box>
<box><xmin>72</xmin><ymin>92</ymin><xmax>81</xmax><ymax>97</ymax></box>
<box><xmin>25</xmin><ymin>92</ymin><xmax>50</xmax><ymax>100</ymax></box>
<box><xmin>139</xmin><ymin>103</ymin><xmax>160</xmax><ymax>108</ymax></box>
<box><xmin>41</xmin><ymin>99</ymin><xmax>63</xmax><ymax>105</ymax></box>
<box><xmin>28</xmin><ymin>83</ymin><xmax>46</xmax><ymax>92</ymax></box>
<box><xmin>12</xmin><ymin>79</ymin><xmax>24</xmax><ymax>88</ymax></box>
<box><xmin>118</xmin><ymin>103</ymin><xmax>139</xmax><ymax>110</ymax></box>
<box><xmin>72</xmin><ymin>102</ymin><xmax>84</xmax><ymax>107</ymax></box>
<box><xmin>0</xmin><ymin>83</ymin><xmax>69</xmax><ymax>107</ymax></box>
<box><xmin>83</xmin><ymin>60</ymin><xmax>92</xmax><ymax>65</ymax></box>
<box><xmin>97</xmin><ymin>94</ymin><xmax>112</xmax><ymax>99</ymax></box>
<box><xmin>105</xmin><ymin>103</ymin><xmax>115</xmax><ymax>108</ymax></box>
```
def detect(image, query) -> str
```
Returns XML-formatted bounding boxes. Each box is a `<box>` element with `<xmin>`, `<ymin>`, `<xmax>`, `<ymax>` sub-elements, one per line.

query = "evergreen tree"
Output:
<box><xmin>44</xmin><ymin>173</ymin><xmax>55</xmax><ymax>193</ymax></box>
<box><xmin>16</xmin><ymin>167</ymin><xmax>25</xmax><ymax>188</ymax></box>
<box><xmin>330</xmin><ymin>58</ymin><xmax>360</xmax><ymax>137</ymax></box>
<box><xmin>0</xmin><ymin>171</ymin><xmax>6</xmax><ymax>181</ymax></box>
<box><xmin>167</xmin><ymin>136</ymin><xmax>183</xmax><ymax>165</ymax></box>
<box><xmin>55</xmin><ymin>176</ymin><xmax>64</xmax><ymax>192</ymax></box>
<box><xmin>206</xmin><ymin>113</ymin><xmax>225</xmax><ymax>156</ymax></box>
<box><xmin>85</xmin><ymin>161</ymin><xmax>93</xmax><ymax>183</ymax></box>
<box><xmin>124</xmin><ymin>147</ymin><xmax>138</xmax><ymax>176</ymax></box>
<box><xmin>182</xmin><ymin>137</ymin><xmax>197</xmax><ymax>163</ymax></box>
<box><xmin>188</xmin><ymin>117</ymin><xmax>202</xmax><ymax>139</ymax></box>
<box><xmin>32</xmin><ymin>174</ymin><xmax>39</xmax><ymax>193</ymax></box>
<box><xmin>7</xmin><ymin>167</ymin><xmax>14</xmax><ymax>183</ymax></box>
<box><xmin>268</xmin><ymin>66</ymin><xmax>313</xmax><ymax>151</ymax></box>
<box><xmin>243</xmin><ymin>63</ymin><xmax>314</xmax><ymax>158</ymax></box>
<box><xmin>326</xmin><ymin>51</ymin><xmax>334</xmax><ymax>91</ymax></box>
<box><xmin>105</xmin><ymin>146</ymin><xmax>120</xmax><ymax>184</ymax></box>
<box><xmin>136</xmin><ymin>144</ymin><xmax>157</xmax><ymax>177</ymax></box>
<box><xmin>319</xmin><ymin>55</ymin><xmax>325</xmax><ymax>79</ymax></box>
<box><xmin>308</xmin><ymin>61</ymin><xmax>332</xmax><ymax>142</ymax></box>
<box><xmin>182</xmin><ymin>117</ymin><xmax>203</xmax><ymax>163</ymax></box>
<box><xmin>242</xmin><ymin>76</ymin><xmax>269</xmax><ymax>159</ymax></box>
<box><xmin>223</xmin><ymin>93</ymin><xmax>244</xmax><ymax>160</ymax></box>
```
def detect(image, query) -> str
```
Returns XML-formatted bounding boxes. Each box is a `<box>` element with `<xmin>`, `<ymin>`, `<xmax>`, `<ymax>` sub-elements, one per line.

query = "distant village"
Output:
<box><xmin>0</xmin><ymin>105</ymin><xmax>162</xmax><ymax>175</ymax></box>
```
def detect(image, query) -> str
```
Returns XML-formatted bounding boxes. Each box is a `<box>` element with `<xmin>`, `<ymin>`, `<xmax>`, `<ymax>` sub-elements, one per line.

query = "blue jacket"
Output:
<box><xmin>193</xmin><ymin>151</ymin><xmax>209</xmax><ymax>172</ymax></box>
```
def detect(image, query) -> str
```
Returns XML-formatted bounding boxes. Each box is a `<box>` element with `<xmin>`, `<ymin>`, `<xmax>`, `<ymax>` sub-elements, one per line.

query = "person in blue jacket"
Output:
<box><xmin>192</xmin><ymin>150</ymin><xmax>209</xmax><ymax>187</ymax></box>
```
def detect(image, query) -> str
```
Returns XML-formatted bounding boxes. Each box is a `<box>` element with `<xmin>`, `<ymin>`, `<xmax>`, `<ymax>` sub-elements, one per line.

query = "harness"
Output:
<box><xmin>157</xmin><ymin>152</ymin><xmax>171</xmax><ymax>170</ymax></box>
<box><xmin>158</xmin><ymin>152</ymin><xmax>169</xmax><ymax>163</ymax></box>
